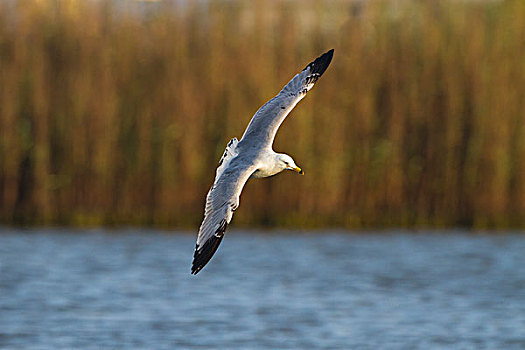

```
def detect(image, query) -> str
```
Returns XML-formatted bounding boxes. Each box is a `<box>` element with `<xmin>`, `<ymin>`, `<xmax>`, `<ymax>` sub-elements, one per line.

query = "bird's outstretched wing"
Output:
<box><xmin>191</xmin><ymin>157</ymin><xmax>256</xmax><ymax>275</ymax></box>
<box><xmin>239</xmin><ymin>49</ymin><xmax>334</xmax><ymax>148</ymax></box>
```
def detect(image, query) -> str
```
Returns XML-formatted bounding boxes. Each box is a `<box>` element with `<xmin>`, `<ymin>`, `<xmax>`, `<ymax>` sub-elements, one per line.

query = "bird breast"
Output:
<box><xmin>251</xmin><ymin>162</ymin><xmax>282</xmax><ymax>178</ymax></box>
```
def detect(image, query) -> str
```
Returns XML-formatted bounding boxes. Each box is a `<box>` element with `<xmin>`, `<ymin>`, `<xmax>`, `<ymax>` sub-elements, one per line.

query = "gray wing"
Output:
<box><xmin>191</xmin><ymin>157</ymin><xmax>256</xmax><ymax>275</ymax></box>
<box><xmin>239</xmin><ymin>49</ymin><xmax>334</xmax><ymax>149</ymax></box>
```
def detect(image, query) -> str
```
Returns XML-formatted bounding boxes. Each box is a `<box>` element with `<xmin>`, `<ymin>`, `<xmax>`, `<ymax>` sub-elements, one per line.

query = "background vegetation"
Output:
<box><xmin>0</xmin><ymin>0</ymin><xmax>524</xmax><ymax>229</ymax></box>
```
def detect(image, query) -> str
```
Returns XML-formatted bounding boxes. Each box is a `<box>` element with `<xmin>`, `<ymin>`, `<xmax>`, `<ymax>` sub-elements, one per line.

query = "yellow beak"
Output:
<box><xmin>293</xmin><ymin>167</ymin><xmax>304</xmax><ymax>175</ymax></box>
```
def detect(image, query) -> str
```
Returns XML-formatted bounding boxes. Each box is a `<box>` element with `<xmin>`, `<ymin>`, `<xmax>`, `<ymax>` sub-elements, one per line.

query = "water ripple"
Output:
<box><xmin>0</xmin><ymin>229</ymin><xmax>524</xmax><ymax>349</ymax></box>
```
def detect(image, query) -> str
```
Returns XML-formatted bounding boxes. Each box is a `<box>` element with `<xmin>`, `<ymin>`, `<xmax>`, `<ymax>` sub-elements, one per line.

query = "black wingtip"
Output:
<box><xmin>191</xmin><ymin>220</ymin><xmax>228</xmax><ymax>275</ymax></box>
<box><xmin>303</xmin><ymin>49</ymin><xmax>334</xmax><ymax>77</ymax></box>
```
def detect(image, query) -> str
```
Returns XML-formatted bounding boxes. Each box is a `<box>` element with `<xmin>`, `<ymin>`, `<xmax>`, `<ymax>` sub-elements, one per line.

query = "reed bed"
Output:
<box><xmin>0</xmin><ymin>0</ymin><xmax>524</xmax><ymax>228</ymax></box>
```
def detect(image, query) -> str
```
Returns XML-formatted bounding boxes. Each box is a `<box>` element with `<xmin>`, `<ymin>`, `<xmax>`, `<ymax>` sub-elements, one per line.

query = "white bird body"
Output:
<box><xmin>250</xmin><ymin>152</ymin><xmax>296</xmax><ymax>178</ymax></box>
<box><xmin>191</xmin><ymin>49</ymin><xmax>334</xmax><ymax>274</ymax></box>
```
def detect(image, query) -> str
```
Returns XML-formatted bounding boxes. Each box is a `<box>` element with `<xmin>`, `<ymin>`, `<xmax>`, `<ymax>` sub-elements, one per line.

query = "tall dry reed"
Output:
<box><xmin>0</xmin><ymin>0</ymin><xmax>524</xmax><ymax>228</ymax></box>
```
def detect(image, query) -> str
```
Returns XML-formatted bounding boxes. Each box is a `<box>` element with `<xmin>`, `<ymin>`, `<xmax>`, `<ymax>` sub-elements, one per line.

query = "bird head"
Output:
<box><xmin>278</xmin><ymin>154</ymin><xmax>304</xmax><ymax>175</ymax></box>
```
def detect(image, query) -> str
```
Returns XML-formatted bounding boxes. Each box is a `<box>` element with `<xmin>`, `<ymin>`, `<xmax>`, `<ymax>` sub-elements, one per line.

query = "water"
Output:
<box><xmin>0</xmin><ymin>229</ymin><xmax>524</xmax><ymax>350</ymax></box>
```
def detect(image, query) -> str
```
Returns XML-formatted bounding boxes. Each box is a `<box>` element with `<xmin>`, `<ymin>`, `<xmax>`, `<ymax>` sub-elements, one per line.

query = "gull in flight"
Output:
<box><xmin>191</xmin><ymin>49</ymin><xmax>334</xmax><ymax>274</ymax></box>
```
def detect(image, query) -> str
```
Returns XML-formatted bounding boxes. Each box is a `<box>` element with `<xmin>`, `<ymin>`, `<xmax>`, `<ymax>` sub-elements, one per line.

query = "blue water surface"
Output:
<box><xmin>0</xmin><ymin>228</ymin><xmax>524</xmax><ymax>349</ymax></box>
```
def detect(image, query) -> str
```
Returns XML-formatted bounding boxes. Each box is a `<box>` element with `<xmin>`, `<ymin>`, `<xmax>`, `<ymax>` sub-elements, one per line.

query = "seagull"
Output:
<box><xmin>191</xmin><ymin>49</ymin><xmax>334</xmax><ymax>275</ymax></box>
